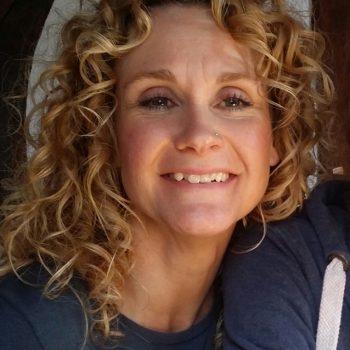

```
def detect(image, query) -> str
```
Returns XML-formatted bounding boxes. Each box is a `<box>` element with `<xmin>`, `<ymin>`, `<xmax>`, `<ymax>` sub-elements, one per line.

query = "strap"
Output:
<box><xmin>316</xmin><ymin>254</ymin><xmax>347</xmax><ymax>350</ymax></box>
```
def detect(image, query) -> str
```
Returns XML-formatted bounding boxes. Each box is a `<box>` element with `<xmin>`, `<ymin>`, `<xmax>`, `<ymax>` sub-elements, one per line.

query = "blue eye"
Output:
<box><xmin>139</xmin><ymin>96</ymin><xmax>175</xmax><ymax>111</ymax></box>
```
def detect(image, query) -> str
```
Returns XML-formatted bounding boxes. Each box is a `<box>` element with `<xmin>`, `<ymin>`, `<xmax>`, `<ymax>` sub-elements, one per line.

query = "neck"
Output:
<box><xmin>119</xmin><ymin>219</ymin><xmax>232</xmax><ymax>332</ymax></box>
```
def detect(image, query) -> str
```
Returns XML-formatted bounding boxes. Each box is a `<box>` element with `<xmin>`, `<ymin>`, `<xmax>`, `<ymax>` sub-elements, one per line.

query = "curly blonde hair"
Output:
<box><xmin>0</xmin><ymin>0</ymin><xmax>334</xmax><ymax>345</ymax></box>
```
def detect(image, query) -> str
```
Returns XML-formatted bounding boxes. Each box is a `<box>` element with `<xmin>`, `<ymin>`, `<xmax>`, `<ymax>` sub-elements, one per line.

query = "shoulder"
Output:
<box><xmin>0</xmin><ymin>265</ymin><xmax>92</xmax><ymax>350</ymax></box>
<box><xmin>222</xmin><ymin>207</ymin><xmax>322</xmax><ymax>349</ymax></box>
<box><xmin>264</xmin><ymin>179</ymin><xmax>350</xmax><ymax>264</ymax></box>
<box><xmin>226</xmin><ymin>180</ymin><xmax>350</xmax><ymax>273</ymax></box>
<box><xmin>222</xmin><ymin>180</ymin><xmax>350</xmax><ymax>349</ymax></box>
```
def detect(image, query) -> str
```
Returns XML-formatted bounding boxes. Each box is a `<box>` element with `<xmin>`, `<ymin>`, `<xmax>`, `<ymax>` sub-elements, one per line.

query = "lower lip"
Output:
<box><xmin>161</xmin><ymin>174</ymin><xmax>236</xmax><ymax>188</ymax></box>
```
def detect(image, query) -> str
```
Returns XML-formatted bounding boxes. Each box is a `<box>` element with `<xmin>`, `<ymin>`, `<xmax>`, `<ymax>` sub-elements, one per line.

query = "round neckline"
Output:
<box><xmin>116</xmin><ymin>307</ymin><xmax>218</xmax><ymax>345</ymax></box>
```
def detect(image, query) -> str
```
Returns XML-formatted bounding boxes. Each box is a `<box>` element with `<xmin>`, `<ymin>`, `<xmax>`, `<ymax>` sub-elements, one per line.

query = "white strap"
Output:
<box><xmin>316</xmin><ymin>257</ymin><xmax>347</xmax><ymax>350</ymax></box>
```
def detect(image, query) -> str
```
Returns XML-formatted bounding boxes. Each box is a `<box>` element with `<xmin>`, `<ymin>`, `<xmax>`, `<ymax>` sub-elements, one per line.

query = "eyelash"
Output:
<box><xmin>139</xmin><ymin>95</ymin><xmax>176</xmax><ymax>111</ymax></box>
<box><xmin>219</xmin><ymin>92</ymin><xmax>252</xmax><ymax>111</ymax></box>
<box><xmin>137</xmin><ymin>90</ymin><xmax>252</xmax><ymax>112</ymax></box>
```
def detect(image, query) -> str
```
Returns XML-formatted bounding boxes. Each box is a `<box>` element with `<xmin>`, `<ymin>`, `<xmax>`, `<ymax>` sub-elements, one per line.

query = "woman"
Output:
<box><xmin>0</xmin><ymin>0</ymin><xmax>333</xmax><ymax>349</ymax></box>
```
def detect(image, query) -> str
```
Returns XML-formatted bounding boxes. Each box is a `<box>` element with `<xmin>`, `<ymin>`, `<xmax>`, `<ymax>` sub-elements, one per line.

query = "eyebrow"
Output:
<box><xmin>217</xmin><ymin>72</ymin><xmax>256</xmax><ymax>84</ymax></box>
<box><xmin>122</xmin><ymin>69</ymin><xmax>256</xmax><ymax>90</ymax></box>
<box><xmin>123</xmin><ymin>70</ymin><xmax>177</xmax><ymax>90</ymax></box>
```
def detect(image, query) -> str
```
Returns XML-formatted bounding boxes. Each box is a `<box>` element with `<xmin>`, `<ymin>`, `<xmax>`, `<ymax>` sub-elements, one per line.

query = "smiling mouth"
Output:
<box><xmin>168</xmin><ymin>172</ymin><xmax>230</xmax><ymax>184</ymax></box>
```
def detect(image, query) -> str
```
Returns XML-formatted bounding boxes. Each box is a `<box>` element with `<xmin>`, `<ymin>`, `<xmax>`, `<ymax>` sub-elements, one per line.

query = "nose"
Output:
<box><xmin>174</xmin><ymin>106</ymin><xmax>224</xmax><ymax>155</ymax></box>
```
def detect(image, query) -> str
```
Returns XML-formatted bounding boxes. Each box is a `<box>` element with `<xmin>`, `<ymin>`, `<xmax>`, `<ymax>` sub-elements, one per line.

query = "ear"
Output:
<box><xmin>269</xmin><ymin>144</ymin><xmax>280</xmax><ymax>167</ymax></box>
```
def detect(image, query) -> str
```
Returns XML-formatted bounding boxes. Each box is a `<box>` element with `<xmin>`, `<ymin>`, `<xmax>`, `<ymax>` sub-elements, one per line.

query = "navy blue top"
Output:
<box><xmin>223</xmin><ymin>180</ymin><xmax>350</xmax><ymax>349</ymax></box>
<box><xmin>0</xmin><ymin>265</ymin><xmax>218</xmax><ymax>349</ymax></box>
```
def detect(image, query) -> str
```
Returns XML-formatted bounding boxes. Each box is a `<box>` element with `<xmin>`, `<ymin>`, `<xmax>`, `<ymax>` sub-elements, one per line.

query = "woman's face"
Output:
<box><xmin>116</xmin><ymin>5</ymin><xmax>279</xmax><ymax>238</ymax></box>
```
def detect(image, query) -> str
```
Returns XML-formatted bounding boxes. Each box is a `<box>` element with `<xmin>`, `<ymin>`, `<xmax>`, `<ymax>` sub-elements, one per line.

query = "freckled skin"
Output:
<box><xmin>115</xmin><ymin>5</ymin><xmax>279</xmax><ymax>240</ymax></box>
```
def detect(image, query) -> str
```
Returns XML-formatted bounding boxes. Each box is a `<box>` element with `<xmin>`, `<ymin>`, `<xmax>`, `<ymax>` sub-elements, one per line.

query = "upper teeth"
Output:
<box><xmin>171</xmin><ymin>172</ymin><xmax>229</xmax><ymax>183</ymax></box>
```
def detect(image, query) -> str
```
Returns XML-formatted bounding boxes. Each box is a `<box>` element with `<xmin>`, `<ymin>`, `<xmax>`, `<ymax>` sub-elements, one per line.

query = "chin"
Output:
<box><xmin>169</xmin><ymin>210</ymin><xmax>236</xmax><ymax>238</ymax></box>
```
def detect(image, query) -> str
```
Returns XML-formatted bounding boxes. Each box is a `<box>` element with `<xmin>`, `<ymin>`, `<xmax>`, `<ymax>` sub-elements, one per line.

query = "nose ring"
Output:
<box><xmin>214</xmin><ymin>132</ymin><xmax>220</xmax><ymax>137</ymax></box>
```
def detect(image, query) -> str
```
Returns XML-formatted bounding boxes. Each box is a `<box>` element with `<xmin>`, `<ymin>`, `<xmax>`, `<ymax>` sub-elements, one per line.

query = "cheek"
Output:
<box><xmin>117</xmin><ymin>131</ymin><xmax>146</xmax><ymax>202</ymax></box>
<box><xmin>233</xmin><ymin>121</ymin><xmax>274</xmax><ymax>158</ymax></box>
<box><xmin>118</xmin><ymin>128</ymin><xmax>148</xmax><ymax>177</ymax></box>
<box><xmin>117</xmin><ymin>120</ymin><xmax>167</xmax><ymax>185</ymax></box>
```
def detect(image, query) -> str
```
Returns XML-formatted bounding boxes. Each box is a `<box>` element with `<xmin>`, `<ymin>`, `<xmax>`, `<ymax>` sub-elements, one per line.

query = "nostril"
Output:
<box><xmin>174</xmin><ymin>128</ymin><xmax>224</xmax><ymax>154</ymax></box>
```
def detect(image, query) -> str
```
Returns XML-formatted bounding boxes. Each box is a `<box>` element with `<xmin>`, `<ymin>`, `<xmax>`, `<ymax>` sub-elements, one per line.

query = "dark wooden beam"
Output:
<box><xmin>313</xmin><ymin>0</ymin><xmax>350</xmax><ymax>175</ymax></box>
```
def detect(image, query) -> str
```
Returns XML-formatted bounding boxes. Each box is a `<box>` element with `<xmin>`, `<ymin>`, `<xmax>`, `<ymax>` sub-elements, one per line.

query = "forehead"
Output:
<box><xmin>116</xmin><ymin>4</ymin><xmax>256</xmax><ymax>83</ymax></box>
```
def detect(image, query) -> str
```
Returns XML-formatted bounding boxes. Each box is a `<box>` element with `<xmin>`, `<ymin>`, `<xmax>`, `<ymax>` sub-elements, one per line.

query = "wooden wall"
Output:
<box><xmin>313</xmin><ymin>0</ymin><xmax>350</xmax><ymax>175</ymax></box>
